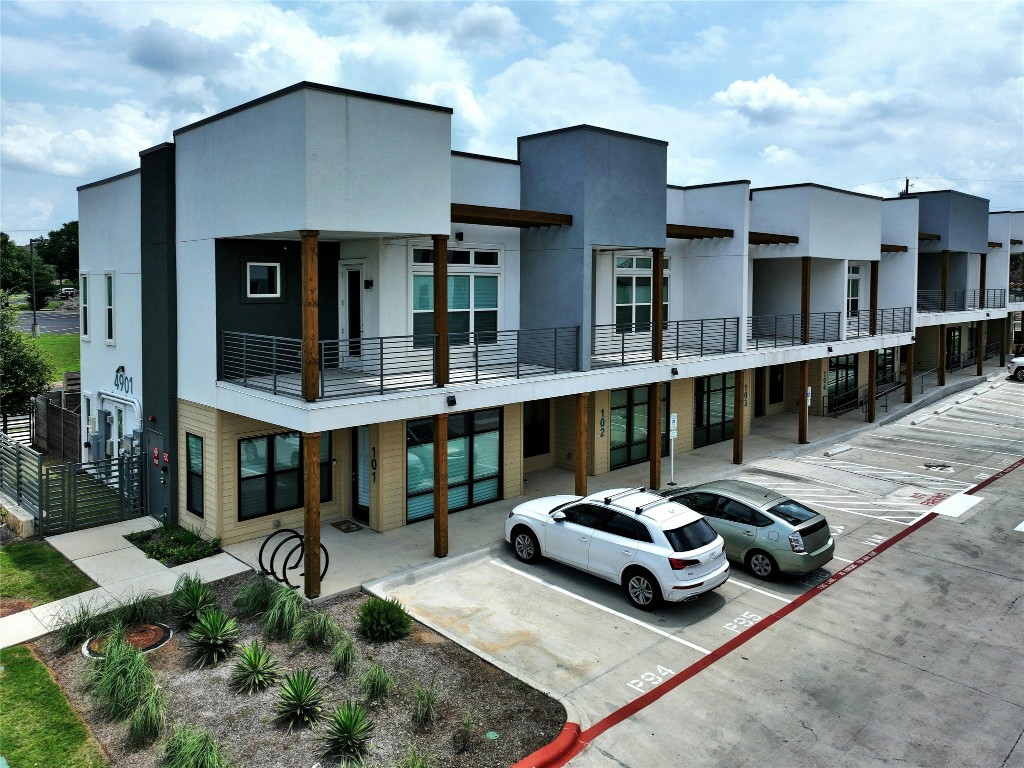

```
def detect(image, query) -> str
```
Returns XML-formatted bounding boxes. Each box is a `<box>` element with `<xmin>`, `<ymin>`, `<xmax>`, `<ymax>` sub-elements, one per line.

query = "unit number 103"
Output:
<box><xmin>626</xmin><ymin>666</ymin><xmax>674</xmax><ymax>693</ymax></box>
<box><xmin>723</xmin><ymin>611</ymin><xmax>762</xmax><ymax>633</ymax></box>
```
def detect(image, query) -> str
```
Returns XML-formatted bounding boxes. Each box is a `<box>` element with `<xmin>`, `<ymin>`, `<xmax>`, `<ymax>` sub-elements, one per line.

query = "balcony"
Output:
<box><xmin>916</xmin><ymin>289</ymin><xmax>1007</xmax><ymax>313</ymax></box>
<box><xmin>746</xmin><ymin>312</ymin><xmax>841</xmax><ymax>350</ymax></box>
<box><xmin>845</xmin><ymin>307</ymin><xmax>913</xmax><ymax>339</ymax></box>
<box><xmin>591</xmin><ymin>318</ymin><xmax>739</xmax><ymax>368</ymax></box>
<box><xmin>221</xmin><ymin>327</ymin><xmax>579</xmax><ymax>400</ymax></box>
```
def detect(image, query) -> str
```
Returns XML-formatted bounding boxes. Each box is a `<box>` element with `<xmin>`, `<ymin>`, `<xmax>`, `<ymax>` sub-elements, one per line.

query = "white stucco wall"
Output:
<box><xmin>451</xmin><ymin>154</ymin><xmax>520</xmax><ymax>208</ymax></box>
<box><xmin>175</xmin><ymin>239</ymin><xmax>218</xmax><ymax>407</ymax></box>
<box><xmin>880</xmin><ymin>198</ymin><xmax>920</xmax><ymax>314</ymax></box>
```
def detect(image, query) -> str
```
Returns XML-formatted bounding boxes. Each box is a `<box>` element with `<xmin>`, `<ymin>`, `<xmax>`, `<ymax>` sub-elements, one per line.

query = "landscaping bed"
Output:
<box><xmin>125</xmin><ymin>524</ymin><xmax>221</xmax><ymax>567</ymax></box>
<box><xmin>35</xmin><ymin>572</ymin><xmax>565</xmax><ymax>767</ymax></box>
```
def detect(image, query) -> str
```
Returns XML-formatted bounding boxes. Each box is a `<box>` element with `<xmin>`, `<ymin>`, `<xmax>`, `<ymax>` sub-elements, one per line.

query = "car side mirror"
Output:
<box><xmin>551</xmin><ymin>511</ymin><xmax>566</xmax><ymax>522</ymax></box>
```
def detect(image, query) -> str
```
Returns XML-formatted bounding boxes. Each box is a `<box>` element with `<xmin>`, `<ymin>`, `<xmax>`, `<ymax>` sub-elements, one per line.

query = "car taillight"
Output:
<box><xmin>789</xmin><ymin>531</ymin><xmax>805</xmax><ymax>553</ymax></box>
<box><xmin>669</xmin><ymin>557</ymin><xmax>701</xmax><ymax>570</ymax></box>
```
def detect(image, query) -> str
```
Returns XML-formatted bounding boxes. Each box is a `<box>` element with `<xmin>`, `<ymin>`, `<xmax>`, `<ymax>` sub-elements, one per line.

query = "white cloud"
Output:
<box><xmin>657</xmin><ymin>26</ymin><xmax>729</xmax><ymax>69</ymax></box>
<box><xmin>759</xmin><ymin>145</ymin><xmax>798</xmax><ymax>166</ymax></box>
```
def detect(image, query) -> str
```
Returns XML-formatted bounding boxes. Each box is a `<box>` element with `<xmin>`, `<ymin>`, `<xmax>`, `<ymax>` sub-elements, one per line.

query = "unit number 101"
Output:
<box><xmin>723</xmin><ymin>611</ymin><xmax>762</xmax><ymax>633</ymax></box>
<box><xmin>626</xmin><ymin>666</ymin><xmax>674</xmax><ymax>692</ymax></box>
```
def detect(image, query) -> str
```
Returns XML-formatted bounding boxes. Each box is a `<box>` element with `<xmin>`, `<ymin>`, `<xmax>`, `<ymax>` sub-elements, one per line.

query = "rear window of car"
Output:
<box><xmin>769</xmin><ymin>499</ymin><xmax>818</xmax><ymax>526</ymax></box>
<box><xmin>664</xmin><ymin>519</ymin><xmax>718</xmax><ymax>552</ymax></box>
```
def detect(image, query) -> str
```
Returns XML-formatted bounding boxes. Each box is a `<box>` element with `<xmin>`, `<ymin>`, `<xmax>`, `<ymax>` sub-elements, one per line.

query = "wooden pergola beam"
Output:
<box><xmin>988</xmin><ymin>241</ymin><xmax>1003</xmax><ymax>249</ymax></box>
<box><xmin>1011</xmin><ymin>238</ymin><xmax>1023</xmax><ymax>246</ymax></box>
<box><xmin>881</xmin><ymin>243</ymin><xmax>909</xmax><ymax>253</ymax></box>
<box><xmin>666</xmin><ymin>223</ymin><xmax>734</xmax><ymax>240</ymax></box>
<box><xmin>451</xmin><ymin>203</ymin><xmax>572</xmax><ymax>228</ymax></box>
<box><xmin>919</xmin><ymin>232</ymin><xmax>941</xmax><ymax>241</ymax></box>
<box><xmin>749</xmin><ymin>231</ymin><xmax>799</xmax><ymax>245</ymax></box>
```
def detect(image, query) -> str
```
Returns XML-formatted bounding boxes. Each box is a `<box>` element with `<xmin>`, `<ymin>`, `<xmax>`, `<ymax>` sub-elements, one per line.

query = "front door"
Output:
<box><xmin>340</xmin><ymin>263</ymin><xmax>363</xmax><ymax>359</ymax></box>
<box><xmin>754</xmin><ymin>367</ymin><xmax>766</xmax><ymax>418</ymax></box>
<box><xmin>947</xmin><ymin>327</ymin><xmax>961</xmax><ymax>370</ymax></box>
<box><xmin>351</xmin><ymin>426</ymin><xmax>370</xmax><ymax>523</ymax></box>
<box><xmin>145</xmin><ymin>428</ymin><xmax>169</xmax><ymax>522</ymax></box>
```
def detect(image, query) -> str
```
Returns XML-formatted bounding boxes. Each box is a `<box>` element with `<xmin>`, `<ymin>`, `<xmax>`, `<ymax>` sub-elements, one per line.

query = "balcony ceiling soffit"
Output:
<box><xmin>666</xmin><ymin>223</ymin><xmax>735</xmax><ymax>240</ymax></box>
<box><xmin>450</xmin><ymin>203</ymin><xmax>572</xmax><ymax>228</ymax></box>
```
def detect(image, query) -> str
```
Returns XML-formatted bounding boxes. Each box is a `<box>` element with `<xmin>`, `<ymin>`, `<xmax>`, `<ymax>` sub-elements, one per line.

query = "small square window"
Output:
<box><xmin>247</xmin><ymin>263</ymin><xmax>281</xmax><ymax>298</ymax></box>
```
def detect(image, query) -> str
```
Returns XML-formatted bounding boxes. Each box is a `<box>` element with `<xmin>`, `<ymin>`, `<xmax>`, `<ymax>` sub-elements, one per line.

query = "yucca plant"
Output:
<box><xmin>357</xmin><ymin>596</ymin><xmax>412</xmax><ymax>643</ymax></box>
<box><xmin>359</xmin><ymin>662</ymin><xmax>394</xmax><ymax>702</ymax></box>
<box><xmin>128</xmin><ymin>683</ymin><xmax>166</xmax><ymax>748</ymax></box>
<box><xmin>232</xmin><ymin>574</ymin><xmax>277</xmax><ymax>619</ymax></box>
<box><xmin>161</xmin><ymin>723</ymin><xmax>231</xmax><ymax>768</ymax></box>
<box><xmin>231</xmin><ymin>639</ymin><xmax>280</xmax><ymax>694</ymax></box>
<box><xmin>55</xmin><ymin>600</ymin><xmax>104</xmax><ymax>651</ymax></box>
<box><xmin>92</xmin><ymin>630</ymin><xmax>156</xmax><ymax>720</ymax></box>
<box><xmin>412</xmin><ymin>682</ymin><xmax>439</xmax><ymax>728</ymax></box>
<box><xmin>330</xmin><ymin>633</ymin><xmax>356</xmax><ymax>676</ymax></box>
<box><xmin>275</xmin><ymin>669</ymin><xmax>325</xmax><ymax>730</ymax></box>
<box><xmin>187</xmin><ymin>609</ymin><xmax>240</xmax><ymax>668</ymax></box>
<box><xmin>262</xmin><ymin>583</ymin><xmax>304</xmax><ymax>642</ymax></box>
<box><xmin>170</xmin><ymin>572</ymin><xmax>217</xmax><ymax>628</ymax></box>
<box><xmin>105</xmin><ymin>591</ymin><xmax>164</xmax><ymax>628</ymax></box>
<box><xmin>296</xmin><ymin>609</ymin><xmax>341</xmax><ymax>650</ymax></box>
<box><xmin>321</xmin><ymin>701</ymin><xmax>374</xmax><ymax>761</ymax></box>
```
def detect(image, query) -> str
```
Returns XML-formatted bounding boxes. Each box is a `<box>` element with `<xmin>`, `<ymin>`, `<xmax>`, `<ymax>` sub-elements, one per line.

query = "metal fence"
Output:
<box><xmin>847</xmin><ymin>307</ymin><xmax>913</xmax><ymax>338</ymax></box>
<box><xmin>0</xmin><ymin>433</ymin><xmax>43</xmax><ymax>516</ymax></box>
<box><xmin>39</xmin><ymin>455</ymin><xmax>144</xmax><ymax>536</ymax></box>
<box><xmin>747</xmin><ymin>312</ymin><xmax>842</xmax><ymax>349</ymax></box>
<box><xmin>1</xmin><ymin>413</ymin><xmax>33</xmax><ymax>445</ymax></box>
<box><xmin>448</xmin><ymin>327</ymin><xmax>579</xmax><ymax>384</ymax></box>
<box><xmin>917</xmin><ymin>289</ymin><xmax>1007</xmax><ymax>312</ymax></box>
<box><xmin>33</xmin><ymin>391</ymin><xmax>81</xmax><ymax>464</ymax></box>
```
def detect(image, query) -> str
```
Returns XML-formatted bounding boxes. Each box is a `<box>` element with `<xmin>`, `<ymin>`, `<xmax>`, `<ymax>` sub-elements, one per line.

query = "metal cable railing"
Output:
<box><xmin>448</xmin><ymin>327</ymin><xmax>579</xmax><ymax>384</ymax></box>
<box><xmin>662</xmin><ymin>318</ymin><xmax>740</xmax><ymax>359</ymax></box>
<box><xmin>747</xmin><ymin>311</ymin><xmax>841</xmax><ymax>349</ymax></box>
<box><xmin>846</xmin><ymin>307</ymin><xmax>913</xmax><ymax>338</ymax></box>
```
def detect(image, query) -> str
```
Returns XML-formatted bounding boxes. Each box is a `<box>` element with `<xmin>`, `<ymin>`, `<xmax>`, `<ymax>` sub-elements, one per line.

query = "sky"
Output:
<box><xmin>1</xmin><ymin>0</ymin><xmax>1022</xmax><ymax>243</ymax></box>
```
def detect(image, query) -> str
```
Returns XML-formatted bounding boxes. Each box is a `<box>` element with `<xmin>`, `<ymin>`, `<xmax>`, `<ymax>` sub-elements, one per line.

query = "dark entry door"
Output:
<box><xmin>754</xmin><ymin>368</ymin><xmax>766</xmax><ymax>418</ymax></box>
<box><xmin>352</xmin><ymin>426</ymin><xmax>369</xmax><ymax>523</ymax></box>
<box><xmin>145</xmin><ymin>428</ymin><xmax>169</xmax><ymax>522</ymax></box>
<box><xmin>946</xmin><ymin>327</ymin><xmax>961</xmax><ymax>370</ymax></box>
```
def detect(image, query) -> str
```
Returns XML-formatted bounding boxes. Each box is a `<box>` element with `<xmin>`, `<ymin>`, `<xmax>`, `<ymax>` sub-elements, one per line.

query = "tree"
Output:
<box><xmin>0</xmin><ymin>303</ymin><xmax>53</xmax><ymax>415</ymax></box>
<box><xmin>0</xmin><ymin>232</ymin><xmax>57</xmax><ymax>309</ymax></box>
<box><xmin>36</xmin><ymin>221</ymin><xmax>79</xmax><ymax>284</ymax></box>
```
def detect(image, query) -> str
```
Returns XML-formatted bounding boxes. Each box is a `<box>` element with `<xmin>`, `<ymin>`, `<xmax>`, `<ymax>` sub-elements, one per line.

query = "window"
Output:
<box><xmin>186</xmin><ymin>433</ymin><xmax>204</xmax><ymax>517</ymax></box>
<box><xmin>411</xmin><ymin>246</ymin><xmax>500</xmax><ymax>347</ymax></box>
<box><xmin>827</xmin><ymin>355</ymin><xmax>859</xmax><ymax>412</ymax></box>
<box><xmin>877</xmin><ymin>347</ymin><xmax>897</xmax><ymax>386</ymax></box>
<box><xmin>80</xmin><ymin>274</ymin><xmax>89</xmax><ymax>339</ymax></box>
<box><xmin>238</xmin><ymin>431</ymin><xmax>332</xmax><ymax>521</ymax></box>
<box><xmin>562</xmin><ymin>504</ymin><xmax>605</xmax><ymax>528</ymax></box>
<box><xmin>719</xmin><ymin>499</ymin><xmax>755</xmax><ymax>525</ymax></box>
<box><xmin>406</xmin><ymin>409</ymin><xmax>501</xmax><ymax>523</ymax></box>
<box><xmin>104</xmin><ymin>272</ymin><xmax>114</xmax><ymax>343</ymax></box>
<box><xmin>693</xmin><ymin>374</ymin><xmax>735</xmax><ymax>449</ymax></box>
<box><xmin>847</xmin><ymin>265</ymin><xmax>861</xmax><ymax>315</ymax></box>
<box><xmin>664</xmin><ymin>519</ymin><xmax>718</xmax><ymax>552</ymax></box>
<box><xmin>523</xmin><ymin>400</ymin><xmax>551</xmax><ymax>458</ymax></box>
<box><xmin>614</xmin><ymin>255</ymin><xmax>669</xmax><ymax>332</ymax></box>
<box><xmin>610</xmin><ymin>385</ymin><xmax>668</xmax><ymax>469</ymax></box>
<box><xmin>246</xmin><ymin>262</ymin><xmax>281</xmax><ymax>298</ymax></box>
<box><xmin>599</xmin><ymin>511</ymin><xmax>653</xmax><ymax>542</ymax></box>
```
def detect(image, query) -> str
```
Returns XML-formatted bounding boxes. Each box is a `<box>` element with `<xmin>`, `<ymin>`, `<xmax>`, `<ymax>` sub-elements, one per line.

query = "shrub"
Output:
<box><xmin>54</xmin><ymin>599</ymin><xmax>104</xmax><ymax>651</ymax></box>
<box><xmin>412</xmin><ymin>682</ymin><xmax>438</xmax><ymax>728</ymax></box>
<box><xmin>231</xmin><ymin>574</ymin><xmax>276</xmax><ymax>619</ymax></box>
<box><xmin>161</xmin><ymin>724</ymin><xmax>231</xmax><ymax>768</ymax></box>
<box><xmin>231</xmin><ymin>640</ymin><xmax>280</xmax><ymax>694</ymax></box>
<box><xmin>359</xmin><ymin>662</ymin><xmax>394</xmax><ymax>702</ymax></box>
<box><xmin>128</xmin><ymin>684</ymin><xmax>166</xmax><ymax>748</ymax></box>
<box><xmin>170</xmin><ymin>573</ymin><xmax>216</xmax><ymax>628</ymax></box>
<box><xmin>357</xmin><ymin>596</ymin><xmax>411</xmax><ymax>643</ymax></box>
<box><xmin>275</xmin><ymin>669</ymin><xmax>325</xmax><ymax>730</ymax></box>
<box><xmin>296</xmin><ymin>609</ymin><xmax>341</xmax><ymax>650</ymax></box>
<box><xmin>91</xmin><ymin>631</ymin><xmax>156</xmax><ymax>720</ymax></box>
<box><xmin>397</xmin><ymin>746</ymin><xmax>432</xmax><ymax>768</ymax></box>
<box><xmin>262</xmin><ymin>584</ymin><xmax>304</xmax><ymax>642</ymax></box>
<box><xmin>330</xmin><ymin>633</ymin><xmax>356</xmax><ymax>676</ymax></box>
<box><xmin>321</xmin><ymin>701</ymin><xmax>374</xmax><ymax>761</ymax></box>
<box><xmin>187</xmin><ymin>610</ymin><xmax>240</xmax><ymax>668</ymax></box>
<box><xmin>451</xmin><ymin>718</ymin><xmax>475</xmax><ymax>755</ymax></box>
<box><xmin>105</xmin><ymin>591</ymin><xmax>164</xmax><ymax>628</ymax></box>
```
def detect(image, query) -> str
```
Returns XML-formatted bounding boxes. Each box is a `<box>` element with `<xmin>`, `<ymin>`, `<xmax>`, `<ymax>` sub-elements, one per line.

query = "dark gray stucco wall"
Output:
<box><xmin>916</xmin><ymin>192</ymin><xmax>989</xmax><ymax>254</ymax></box>
<box><xmin>518</xmin><ymin>126</ymin><xmax>668</xmax><ymax>369</ymax></box>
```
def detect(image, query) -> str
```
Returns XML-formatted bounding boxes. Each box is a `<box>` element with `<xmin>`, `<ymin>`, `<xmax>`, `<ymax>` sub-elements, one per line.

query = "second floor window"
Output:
<box><xmin>80</xmin><ymin>273</ymin><xmax>89</xmax><ymax>339</ymax></box>
<box><xmin>847</xmin><ymin>265</ymin><xmax>861</xmax><ymax>315</ymax></box>
<box><xmin>615</xmin><ymin>255</ymin><xmax>669</xmax><ymax>332</ymax></box>
<box><xmin>411</xmin><ymin>246</ymin><xmax>500</xmax><ymax>346</ymax></box>
<box><xmin>105</xmin><ymin>272</ymin><xmax>114</xmax><ymax>343</ymax></box>
<box><xmin>247</xmin><ymin>262</ymin><xmax>281</xmax><ymax>298</ymax></box>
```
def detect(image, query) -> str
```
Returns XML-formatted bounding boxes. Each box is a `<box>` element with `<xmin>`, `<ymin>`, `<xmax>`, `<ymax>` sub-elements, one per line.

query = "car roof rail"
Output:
<box><xmin>632</xmin><ymin>498</ymin><xmax>676</xmax><ymax>516</ymax></box>
<box><xmin>603</xmin><ymin>487</ymin><xmax>645</xmax><ymax>505</ymax></box>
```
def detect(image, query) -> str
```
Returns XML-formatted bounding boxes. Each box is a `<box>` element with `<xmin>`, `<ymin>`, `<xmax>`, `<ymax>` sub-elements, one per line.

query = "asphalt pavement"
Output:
<box><xmin>15</xmin><ymin>310</ymin><xmax>80</xmax><ymax>335</ymax></box>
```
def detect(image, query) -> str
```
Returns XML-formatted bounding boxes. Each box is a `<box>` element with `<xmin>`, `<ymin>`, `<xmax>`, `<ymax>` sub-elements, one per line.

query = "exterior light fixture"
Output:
<box><xmin>455</xmin><ymin>231</ymin><xmax>464</xmax><ymax>242</ymax></box>
<box><xmin>671</xmin><ymin>368</ymin><xmax>679</xmax><ymax>376</ymax></box>
<box><xmin>446</xmin><ymin>395</ymin><xmax>457</xmax><ymax>407</ymax></box>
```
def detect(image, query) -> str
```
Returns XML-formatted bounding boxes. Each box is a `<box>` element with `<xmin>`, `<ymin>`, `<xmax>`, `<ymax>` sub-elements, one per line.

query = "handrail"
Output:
<box><xmin>591</xmin><ymin>317</ymin><xmax>740</xmax><ymax>367</ymax></box>
<box><xmin>846</xmin><ymin>307</ymin><xmax>912</xmax><ymax>338</ymax></box>
<box><xmin>747</xmin><ymin>312</ymin><xmax>841</xmax><ymax>349</ymax></box>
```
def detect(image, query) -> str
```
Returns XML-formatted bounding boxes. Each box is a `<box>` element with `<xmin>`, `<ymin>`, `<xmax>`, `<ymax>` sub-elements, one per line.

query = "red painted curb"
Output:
<box><xmin>512</xmin><ymin>722</ymin><xmax>582</xmax><ymax>768</ymax></box>
<box><xmin>965</xmin><ymin>455</ymin><xmax>1024</xmax><ymax>495</ymax></box>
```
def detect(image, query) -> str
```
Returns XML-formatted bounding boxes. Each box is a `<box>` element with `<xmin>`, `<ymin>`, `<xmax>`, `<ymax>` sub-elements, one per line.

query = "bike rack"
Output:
<box><xmin>257</xmin><ymin>528</ymin><xmax>329</xmax><ymax>589</ymax></box>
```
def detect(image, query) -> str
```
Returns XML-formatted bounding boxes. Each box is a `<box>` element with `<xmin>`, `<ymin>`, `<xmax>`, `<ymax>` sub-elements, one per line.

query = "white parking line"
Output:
<box><xmin>1014</xmin><ymin>520</ymin><xmax>1024</xmax><ymax>533</ymax></box>
<box><xmin>725</xmin><ymin>578</ymin><xmax>792</xmax><ymax>604</ymax></box>
<box><xmin>933</xmin><ymin>414</ymin><xmax>1024</xmax><ymax>432</ymax></box>
<box><xmin>910</xmin><ymin>426</ymin><xmax>1024</xmax><ymax>444</ymax></box>
<box><xmin>848</xmin><ymin>445</ymin><xmax>1006</xmax><ymax>472</ymax></box>
<box><xmin>488</xmin><ymin>559</ymin><xmax>712</xmax><ymax>655</ymax></box>
<box><xmin>833</xmin><ymin>556</ymin><xmax>855</xmax><ymax>564</ymax></box>
<box><xmin>884</xmin><ymin>435</ymin><xmax>1023</xmax><ymax>457</ymax></box>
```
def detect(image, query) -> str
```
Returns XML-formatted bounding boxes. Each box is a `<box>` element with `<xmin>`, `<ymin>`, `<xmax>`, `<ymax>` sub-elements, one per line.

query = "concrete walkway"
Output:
<box><xmin>0</xmin><ymin>517</ymin><xmax>249</xmax><ymax>649</ymax></box>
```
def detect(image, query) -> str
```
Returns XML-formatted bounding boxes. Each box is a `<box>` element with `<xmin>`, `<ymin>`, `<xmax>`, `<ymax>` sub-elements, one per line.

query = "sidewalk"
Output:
<box><xmin>0</xmin><ymin>517</ymin><xmax>249</xmax><ymax>649</ymax></box>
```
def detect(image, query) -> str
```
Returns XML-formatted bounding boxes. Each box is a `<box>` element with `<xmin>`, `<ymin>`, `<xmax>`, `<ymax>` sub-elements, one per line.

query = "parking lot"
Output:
<box><xmin>372</xmin><ymin>378</ymin><xmax>1024</xmax><ymax>767</ymax></box>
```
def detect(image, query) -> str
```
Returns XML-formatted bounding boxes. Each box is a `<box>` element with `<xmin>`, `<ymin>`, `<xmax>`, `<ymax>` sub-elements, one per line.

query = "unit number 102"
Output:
<box><xmin>626</xmin><ymin>666</ymin><xmax>674</xmax><ymax>693</ymax></box>
<box><xmin>723</xmin><ymin>611</ymin><xmax>762</xmax><ymax>633</ymax></box>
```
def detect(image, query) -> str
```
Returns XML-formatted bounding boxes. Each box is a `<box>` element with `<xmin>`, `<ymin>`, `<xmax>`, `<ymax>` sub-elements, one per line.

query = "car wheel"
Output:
<box><xmin>511</xmin><ymin>526</ymin><xmax>541</xmax><ymax>564</ymax></box>
<box><xmin>1015</xmin><ymin>368</ymin><xmax>1024</xmax><ymax>382</ymax></box>
<box><xmin>746</xmin><ymin>551</ymin><xmax>778</xmax><ymax>580</ymax></box>
<box><xmin>623</xmin><ymin>568</ymin><xmax>662</xmax><ymax>610</ymax></box>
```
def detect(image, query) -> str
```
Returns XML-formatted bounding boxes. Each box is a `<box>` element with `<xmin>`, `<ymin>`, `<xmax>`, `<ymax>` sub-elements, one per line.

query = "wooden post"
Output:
<box><xmin>798</xmin><ymin>360</ymin><xmax>809</xmax><ymax>444</ymax></box>
<box><xmin>652</xmin><ymin>247</ymin><xmax>664</xmax><ymax>362</ymax></box>
<box><xmin>801</xmin><ymin>257</ymin><xmax>811</xmax><ymax>344</ymax></box>
<box><xmin>300</xmin><ymin>231</ymin><xmax>320</xmax><ymax>402</ymax></box>
<box><xmin>433</xmin><ymin>413</ymin><xmax>448</xmax><ymax>557</ymax></box>
<box><xmin>575</xmin><ymin>392</ymin><xmax>589</xmax><ymax>497</ymax></box>
<box><xmin>302</xmin><ymin>431</ymin><xmax>321</xmax><ymax>599</ymax></box>
<box><xmin>976</xmin><ymin>320</ymin><xmax>986</xmax><ymax>376</ymax></box>
<box><xmin>648</xmin><ymin>383</ymin><xmax>661</xmax><ymax>490</ymax></box>
<box><xmin>938</xmin><ymin>325</ymin><xmax>947</xmax><ymax>386</ymax></box>
<box><xmin>867</xmin><ymin>351</ymin><xmax>877</xmax><ymax>423</ymax></box>
<box><xmin>869</xmin><ymin>261</ymin><xmax>879</xmax><ymax>335</ymax></box>
<box><xmin>940</xmin><ymin>251</ymin><xmax>949</xmax><ymax>312</ymax></box>
<box><xmin>432</xmin><ymin>235</ymin><xmax>449</xmax><ymax>386</ymax></box>
<box><xmin>903</xmin><ymin>343</ymin><xmax>914</xmax><ymax>403</ymax></box>
<box><xmin>732</xmin><ymin>369</ymin><xmax>745</xmax><ymax>464</ymax></box>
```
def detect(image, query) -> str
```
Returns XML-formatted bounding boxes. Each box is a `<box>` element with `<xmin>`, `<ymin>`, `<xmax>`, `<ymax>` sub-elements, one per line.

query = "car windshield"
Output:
<box><xmin>664</xmin><ymin>519</ymin><xmax>718</xmax><ymax>552</ymax></box>
<box><xmin>769</xmin><ymin>499</ymin><xmax>818</xmax><ymax>526</ymax></box>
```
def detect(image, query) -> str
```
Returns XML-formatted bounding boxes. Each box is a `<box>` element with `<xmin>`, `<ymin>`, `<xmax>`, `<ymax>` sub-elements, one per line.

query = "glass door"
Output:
<box><xmin>610</xmin><ymin>385</ymin><xmax>668</xmax><ymax>469</ymax></box>
<box><xmin>340</xmin><ymin>263</ymin><xmax>363</xmax><ymax>358</ymax></box>
<box><xmin>693</xmin><ymin>374</ymin><xmax>735</xmax><ymax>448</ymax></box>
<box><xmin>352</xmin><ymin>426</ymin><xmax>369</xmax><ymax>523</ymax></box>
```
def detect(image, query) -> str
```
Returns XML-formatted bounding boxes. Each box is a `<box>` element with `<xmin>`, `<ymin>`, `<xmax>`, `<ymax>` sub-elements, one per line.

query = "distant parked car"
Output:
<box><xmin>58</xmin><ymin>287</ymin><xmax>77</xmax><ymax>299</ymax></box>
<box><xmin>504</xmin><ymin>487</ymin><xmax>729</xmax><ymax>609</ymax></box>
<box><xmin>1007</xmin><ymin>356</ymin><xmax>1024</xmax><ymax>382</ymax></box>
<box><xmin>660</xmin><ymin>480</ymin><xmax>834</xmax><ymax>579</ymax></box>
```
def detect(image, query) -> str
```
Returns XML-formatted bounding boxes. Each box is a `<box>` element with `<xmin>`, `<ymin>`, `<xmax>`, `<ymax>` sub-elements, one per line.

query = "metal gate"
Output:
<box><xmin>39</xmin><ymin>454</ymin><xmax>144</xmax><ymax>536</ymax></box>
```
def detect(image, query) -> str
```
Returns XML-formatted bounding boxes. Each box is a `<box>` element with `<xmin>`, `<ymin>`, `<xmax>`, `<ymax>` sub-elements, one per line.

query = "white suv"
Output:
<box><xmin>1008</xmin><ymin>355</ymin><xmax>1024</xmax><ymax>382</ymax></box>
<box><xmin>504</xmin><ymin>487</ymin><xmax>730</xmax><ymax>610</ymax></box>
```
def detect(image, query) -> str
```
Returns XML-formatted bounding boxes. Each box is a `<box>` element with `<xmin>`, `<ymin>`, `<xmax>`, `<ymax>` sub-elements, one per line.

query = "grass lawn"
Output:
<box><xmin>29</xmin><ymin>333</ymin><xmax>80</xmax><ymax>378</ymax></box>
<box><xmin>0</xmin><ymin>540</ymin><xmax>97</xmax><ymax>605</ymax></box>
<box><xmin>0</xmin><ymin>644</ymin><xmax>108</xmax><ymax>767</ymax></box>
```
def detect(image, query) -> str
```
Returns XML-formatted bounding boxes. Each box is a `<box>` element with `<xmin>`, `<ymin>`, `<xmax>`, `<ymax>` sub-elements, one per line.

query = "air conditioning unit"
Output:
<box><xmin>88</xmin><ymin>416</ymin><xmax>97</xmax><ymax>432</ymax></box>
<box><xmin>105</xmin><ymin>439</ymin><xmax>115</xmax><ymax>456</ymax></box>
<box><xmin>120</xmin><ymin>437</ymin><xmax>133</xmax><ymax>453</ymax></box>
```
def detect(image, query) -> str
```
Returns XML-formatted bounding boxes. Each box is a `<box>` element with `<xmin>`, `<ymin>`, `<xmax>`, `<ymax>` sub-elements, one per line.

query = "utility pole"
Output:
<box><xmin>29</xmin><ymin>237</ymin><xmax>45</xmax><ymax>337</ymax></box>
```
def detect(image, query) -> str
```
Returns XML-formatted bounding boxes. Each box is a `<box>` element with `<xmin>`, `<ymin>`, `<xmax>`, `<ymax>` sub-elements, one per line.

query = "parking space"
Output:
<box><xmin>370</xmin><ymin>380</ymin><xmax>1024</xmax><ymax>767</ymax></box>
